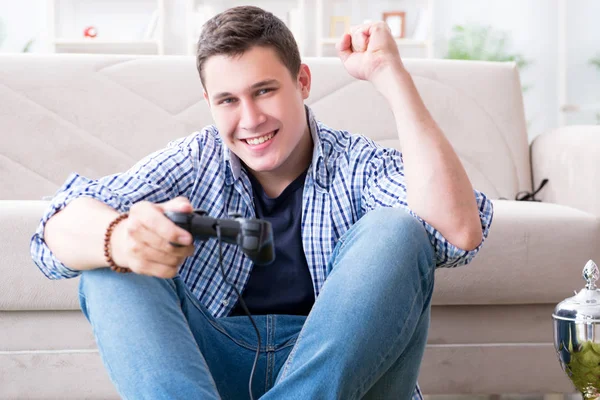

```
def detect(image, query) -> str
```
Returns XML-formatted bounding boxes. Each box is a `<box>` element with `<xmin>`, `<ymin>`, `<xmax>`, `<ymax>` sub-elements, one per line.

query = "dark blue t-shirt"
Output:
<box><xmin>230</xmin><ymin>169</ymin><xmax>315</xmax><ymax>316</ymax></box>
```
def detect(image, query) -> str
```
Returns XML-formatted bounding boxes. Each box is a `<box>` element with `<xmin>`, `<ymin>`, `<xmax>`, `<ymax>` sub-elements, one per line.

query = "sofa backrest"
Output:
<box><xmin>0</xmin><ymin>54</ymin><xmax>531</xmax><ymax>201</ymax></box>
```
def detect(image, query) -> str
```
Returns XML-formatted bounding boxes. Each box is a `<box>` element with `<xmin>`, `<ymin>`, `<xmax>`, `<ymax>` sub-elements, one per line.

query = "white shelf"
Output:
<box><xmin>53</xmin><ymin>39</ymin><xmax>160</xmax><ymax>54</ymax></box>
<box><xmin>320</xmin><ymin>37</ymin><xmax>429</xmax><ymax>47</ymax></box>
<box><xmin>54</xmin><ymin>39</ymin><xmax>158</xmax><ymax>45</ymax></box>
<box><xmin>560</xmin><ymin>103</ymin><xmax>600</xmax><ymax>113</ymax></box>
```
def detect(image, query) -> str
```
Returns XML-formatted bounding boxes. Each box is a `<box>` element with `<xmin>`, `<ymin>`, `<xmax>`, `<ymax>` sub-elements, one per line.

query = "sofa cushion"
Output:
<box><xmin>308</xmin><ymin>58</ymin><xmax>532</xmax><ymax>200</ymax></box>
<box><xmin>432</xmin><ymin>199</ymin><xmax>600</xmax><ymax>305</ymax></box>
<box><xmin>0</xmin><ymin>201</ymin><xmax>81</xmax><ymax>311</ymax></box>
<box><xmin>3</xmin><ymin>199</ymin><xmax>599</xmax><ymax>311</ymax></box>
<box><xmin>0</xmin><ymin>55</ymin><xmax>530</xmax><ymax>201</ymax></box>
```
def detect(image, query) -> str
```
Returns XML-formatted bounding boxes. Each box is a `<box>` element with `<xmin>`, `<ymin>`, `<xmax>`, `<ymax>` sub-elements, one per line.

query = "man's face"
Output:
<box><xmin>203</xmin><ymin>46</ymin><xmax>311</xmax><ymax>177</ymax></box>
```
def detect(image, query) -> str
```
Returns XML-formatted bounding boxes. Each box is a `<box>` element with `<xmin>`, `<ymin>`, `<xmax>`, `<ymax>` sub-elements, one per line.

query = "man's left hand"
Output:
<box><xmin>336</xmin><ymin>22</ymin><xmax>403</xmax><ymax>83</ymax></box>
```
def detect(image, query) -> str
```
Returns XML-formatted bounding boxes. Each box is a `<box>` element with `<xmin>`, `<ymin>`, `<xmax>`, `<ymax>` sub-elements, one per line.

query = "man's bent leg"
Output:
<box><xmin>363</xmin><ymin>305</ymin><xmax>431</xmax><ymax>399</ymax></box>
<box><xmin>263</xmin><ymin>207</ymin><xmax>435</xmax><ymax>400</ymax></box>
<box><xmin>78</xmin><ymin>268</ymin><xmax>221</xmax><ymax>400</ymax></box>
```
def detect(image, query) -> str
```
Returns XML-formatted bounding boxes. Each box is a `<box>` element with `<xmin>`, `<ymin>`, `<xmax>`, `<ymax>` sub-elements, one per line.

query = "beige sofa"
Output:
<box><xmin>1</xmin><ymin>53</ymin><xmax>599</xmax><ymax>399</ymax></box>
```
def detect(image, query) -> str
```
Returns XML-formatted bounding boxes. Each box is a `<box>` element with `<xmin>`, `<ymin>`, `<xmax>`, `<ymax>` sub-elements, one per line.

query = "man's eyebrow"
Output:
<box><xmin>212</xmin><ymin>79</ymin><xmax>280</xmax><ymax>101</ymax></box>
<box><xmin>251</xmin><ymin>79</ymin><xmax>279</xmax><ymax>89</ymax></box>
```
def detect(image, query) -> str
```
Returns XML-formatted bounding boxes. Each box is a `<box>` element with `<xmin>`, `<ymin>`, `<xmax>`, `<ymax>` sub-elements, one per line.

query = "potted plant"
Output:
<box><xmin>445</xmin><ymin>24</ymin><xmax>532</xmax><ymax>92</ymax></box>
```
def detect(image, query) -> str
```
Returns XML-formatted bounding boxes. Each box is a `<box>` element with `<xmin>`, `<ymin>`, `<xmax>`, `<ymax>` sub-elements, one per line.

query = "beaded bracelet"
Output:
<box><xmin>104</xmin><ymin>213</ymin><xmax>131</xmax><ymax>273</ymax></box>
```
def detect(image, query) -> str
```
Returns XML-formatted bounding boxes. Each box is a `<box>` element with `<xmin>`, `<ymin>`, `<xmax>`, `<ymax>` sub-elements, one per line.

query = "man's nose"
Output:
<box><xmin>239</xmin><ymin>100</ymin><xmax>266</xmax><ymax>131</ymax></box>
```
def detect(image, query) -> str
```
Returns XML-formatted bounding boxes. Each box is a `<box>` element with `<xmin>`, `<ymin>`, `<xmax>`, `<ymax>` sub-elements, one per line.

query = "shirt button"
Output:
<box><xmin>222</xmin><ymin>299</ymin><xmax>229</xmax><ymax>306</ymax></box>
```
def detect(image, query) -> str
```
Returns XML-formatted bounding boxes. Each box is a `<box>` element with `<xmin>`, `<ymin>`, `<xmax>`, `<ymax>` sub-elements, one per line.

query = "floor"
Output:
<box><xmin>422</xmin><ymin>396</ymin><xmax>581</xmax><ymax>400</ymax></box>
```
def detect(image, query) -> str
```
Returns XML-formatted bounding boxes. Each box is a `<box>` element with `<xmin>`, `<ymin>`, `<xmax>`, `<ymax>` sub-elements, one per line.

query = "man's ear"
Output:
<box><xmin>297</xmin><ymin>64</ymin><xmax>311</xmax><ymax>100</ymax></box>
<box><xmin>203</xmin><ymin>91</ymin><xmax>211</xmax><ymax>108</ymax></box>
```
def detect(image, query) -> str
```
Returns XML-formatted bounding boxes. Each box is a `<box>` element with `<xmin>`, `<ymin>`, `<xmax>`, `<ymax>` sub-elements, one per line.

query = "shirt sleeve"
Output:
<box><xmin>30</xmin><ymin>134</ymin><xmax>202</xmax><ymax>279</ymax></box>
<box><xmin>359</xmin><ymin>144</ymin><xmax>494</xmax><ymax>268</ymax></box>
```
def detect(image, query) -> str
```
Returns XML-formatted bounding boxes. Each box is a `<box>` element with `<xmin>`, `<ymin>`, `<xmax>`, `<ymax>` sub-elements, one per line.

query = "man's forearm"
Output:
<box><xmin>44</xmin><ymin>197</ymin><xmax>119</xmax><ymax>271</ymax></box>
<box><xmin>372</xmin><ymin>64</ymin><xmax>482</xmax><ymax>250</ymax></box>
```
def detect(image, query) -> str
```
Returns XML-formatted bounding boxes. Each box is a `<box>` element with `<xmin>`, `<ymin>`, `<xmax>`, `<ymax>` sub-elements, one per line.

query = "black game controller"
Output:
<box><xmin>164</xmin><ymin>210</ymin><xmax>274</xmax><ymax>265</ymax></box>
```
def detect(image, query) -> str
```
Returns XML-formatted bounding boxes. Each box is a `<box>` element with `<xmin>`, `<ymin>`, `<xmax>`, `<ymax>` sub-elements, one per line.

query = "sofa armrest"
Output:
<box><xmin>0</xmin><ymin>200</ymin><xmax>80</xmax><ymax>310</ymax></box>
<box><xmin>531</xmin><ymin>125</ymin><xmax>600</xmax><ymax>217</ymax></box>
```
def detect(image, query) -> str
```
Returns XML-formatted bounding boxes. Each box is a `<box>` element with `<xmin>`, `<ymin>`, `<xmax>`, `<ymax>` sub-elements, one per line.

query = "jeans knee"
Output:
<box><xmin>79</xmin><ymin>268</ymin><xmax>177</xmax><ymax>314</ymax></box>
<box><xmin>81</xmin><ymin>267</ymin><xmax>175</xmax><ymax>293</ymax></box>
<box><xmin>360</xmin><ymin>207</ymin><xmax>431</xmax><ymax>251</ymax></box>
<box><xmin>364</xmin><ymin>208</ymin><xmax>434</xmax><ymax>287</ymax></box>
<box><xmin>80</xmin><ymin>267</ymin><xmax>133</xmax><ymax>297</ymax></box>
<box><xmin>334</xmin><ymin>207</ymin><xmax>435</xmax><ymax>281</ymax></box>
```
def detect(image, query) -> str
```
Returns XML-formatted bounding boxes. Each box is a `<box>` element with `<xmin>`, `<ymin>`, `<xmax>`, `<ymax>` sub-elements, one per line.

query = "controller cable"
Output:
<box><xmin>215</xmin><ymin>224</ymin><xmax>261</xmax><ymax>400</ymax></box>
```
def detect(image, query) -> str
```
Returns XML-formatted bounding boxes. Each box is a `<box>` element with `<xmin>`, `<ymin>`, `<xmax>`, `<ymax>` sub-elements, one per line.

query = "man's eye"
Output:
<box><xmin>220</xmin><ymin>98</ymin><xmax>236</xmax><ymax>105</ymax></box>
<box><xmin>257</xmin><ymin>88</ymin><xmax>274</xmax><ymax>95</ymax></box>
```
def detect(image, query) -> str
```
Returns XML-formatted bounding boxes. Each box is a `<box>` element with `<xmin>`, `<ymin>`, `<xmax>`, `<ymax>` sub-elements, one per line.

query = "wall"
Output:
<box><xmin>1</xmin><ymin>0</ymin><xmax>599</xmax><ymax>140</ymax></box>
<box><xmin>432</xmin><ymin>0</ymin><xmax>561</xmax><ymax>139</ymax></box>
<box><xmin>565</xmin><ymin>0</ymin><xmax>600</xmax><ymax>125</ymax></box>
<box><xmin>433</xmin><ymin>0</ymin><xmax>600</xmax><ymax>138</ymax></box>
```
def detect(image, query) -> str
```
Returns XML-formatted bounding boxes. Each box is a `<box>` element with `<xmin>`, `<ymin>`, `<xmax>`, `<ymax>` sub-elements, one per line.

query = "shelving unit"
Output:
<box><xmin>45</xmin><ymin>0</ymin><xmax>436</xmax><ymax>59</ymax></box>
<box><xmin>47</xmin><ymin>0</ymin><xmax>165</xmax><ymax>55</ymax></box>
<box><xmin>185</xmin><ymin>0</ymin><xmax>306</xmax><ymax>56</ymax></box>
<box><xmin>314</xmin><ymin>0</ymin><xmax>434</xmax><ymax>57</ymax></box>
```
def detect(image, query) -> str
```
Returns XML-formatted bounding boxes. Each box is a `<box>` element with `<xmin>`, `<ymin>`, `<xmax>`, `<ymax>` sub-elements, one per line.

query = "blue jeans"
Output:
<box><xmin>78</xmin><ymin>207</ymin><xmax>435</xmax><ymax>399</ymax></box>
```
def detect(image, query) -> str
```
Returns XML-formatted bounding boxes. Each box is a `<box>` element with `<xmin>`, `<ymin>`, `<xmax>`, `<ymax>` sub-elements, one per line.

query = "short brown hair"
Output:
<box><xmin>196</xmin><ymin>6</ymin><xmax>301</xmax><ymax>89</ymax></box>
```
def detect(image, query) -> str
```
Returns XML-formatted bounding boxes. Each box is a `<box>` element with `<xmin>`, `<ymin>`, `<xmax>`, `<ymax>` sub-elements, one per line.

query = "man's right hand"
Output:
<box><xmin>110</xmin><ymin>197</ymin><xmax>195</xmax><ymax>278</ymax></box>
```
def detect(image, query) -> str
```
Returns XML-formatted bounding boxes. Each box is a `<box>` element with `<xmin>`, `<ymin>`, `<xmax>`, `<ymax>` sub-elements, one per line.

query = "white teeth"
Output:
<box><xmin>246</xmin><ymin>131</ymin><xmax>275</xmax><ymax>145</ymax></box>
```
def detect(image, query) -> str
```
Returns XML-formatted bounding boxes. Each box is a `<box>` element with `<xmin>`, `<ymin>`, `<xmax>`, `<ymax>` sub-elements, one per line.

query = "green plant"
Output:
<box><xmin>591</xmin><ymin>54</ymin><xmax>600</xmax><ymax>70</ymax></box>
<box><xmin>446</xmin><ymin>24</ymin><xmax>531</xmax><ymax>69</ymax></box>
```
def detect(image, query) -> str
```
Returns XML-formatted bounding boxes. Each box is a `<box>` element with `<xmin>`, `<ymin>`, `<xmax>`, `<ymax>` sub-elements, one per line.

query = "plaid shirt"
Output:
<box><xmin>31</xmin><ymin>106</ymin><xmax>493</xmax><ymax>400</ymax></box>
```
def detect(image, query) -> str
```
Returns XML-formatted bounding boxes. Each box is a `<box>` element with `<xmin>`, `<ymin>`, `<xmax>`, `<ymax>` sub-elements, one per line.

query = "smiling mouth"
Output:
<box><xmin>244</xmin><ymin>130</ymin><xmax>278</xmax><ymax>145</ymax></box>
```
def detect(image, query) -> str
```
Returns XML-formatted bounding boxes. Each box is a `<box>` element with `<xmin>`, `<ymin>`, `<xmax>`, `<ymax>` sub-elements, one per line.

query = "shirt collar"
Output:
<box><xmin>222</xmin><ymin>105</ymin><xmax>329</xmax><ymax>190</ymax></box>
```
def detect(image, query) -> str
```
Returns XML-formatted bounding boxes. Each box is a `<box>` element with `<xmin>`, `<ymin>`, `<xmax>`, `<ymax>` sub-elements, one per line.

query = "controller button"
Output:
<box><xmin>243</xmin><ymin>236</ymin><xmax>259</xmax><ymax>250</ymax></box>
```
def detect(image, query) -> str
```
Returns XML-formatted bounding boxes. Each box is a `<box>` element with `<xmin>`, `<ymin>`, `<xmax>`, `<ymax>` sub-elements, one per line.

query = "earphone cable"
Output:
<box><xmin>215</xmin><ymin>224</ymin><xmax>261</xmax><ymax>400</ymax></box>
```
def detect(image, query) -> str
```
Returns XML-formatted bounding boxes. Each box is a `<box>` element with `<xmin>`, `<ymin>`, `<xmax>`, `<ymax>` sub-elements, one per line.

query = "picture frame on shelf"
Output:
<box><xmin>329</xmin><ymin>16</ymin><xmax>350</xmax><ymax>38</ymax></box>
<box><xmin>382</xmin><ymin>11</ymin><xmax>406</xmax><ymax>39</ymax></box>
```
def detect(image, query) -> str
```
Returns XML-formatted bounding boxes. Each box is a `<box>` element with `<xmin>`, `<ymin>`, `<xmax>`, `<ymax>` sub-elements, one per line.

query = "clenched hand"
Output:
<box><xmin>336</xmin><ymin>21</ymin><xmax>404</xmax><ymax>83</ymax></box>
<box><xmin>109</xmin><ymin>197</ymin><xmax>195</xmax><ymax>278</ymax></box>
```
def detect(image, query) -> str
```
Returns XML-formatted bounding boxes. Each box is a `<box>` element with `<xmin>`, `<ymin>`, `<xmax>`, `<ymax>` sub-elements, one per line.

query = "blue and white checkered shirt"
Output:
<box><xmin>31</xmin><ymin>106</ymin><xmax>493</xmax><ymax>400</ymax></box>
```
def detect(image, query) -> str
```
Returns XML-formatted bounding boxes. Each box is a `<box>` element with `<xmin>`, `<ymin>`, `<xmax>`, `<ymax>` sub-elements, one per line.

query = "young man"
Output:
<box><xmin>31</xmin><ymin>6</ymin><xmax>493</xmax><ymax>400</ymax></box>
